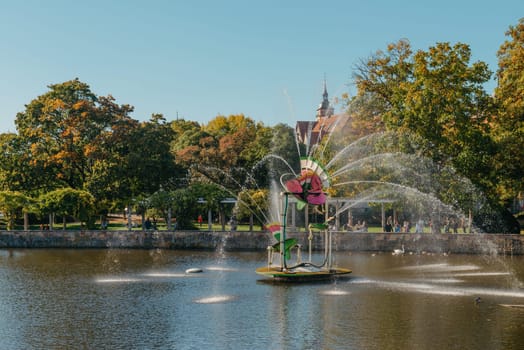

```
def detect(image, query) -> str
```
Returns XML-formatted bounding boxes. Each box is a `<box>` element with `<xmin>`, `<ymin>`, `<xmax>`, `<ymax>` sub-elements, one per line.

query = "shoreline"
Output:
<box><xmin>0</xmin><ymin>230</ymin><xmax>523</xmax><ymax>255</ymax></box>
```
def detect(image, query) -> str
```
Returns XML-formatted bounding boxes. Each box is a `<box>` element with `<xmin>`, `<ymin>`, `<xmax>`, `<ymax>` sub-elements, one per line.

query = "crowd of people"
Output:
<box><xmin>382</xmin><ymin>216</ymin><xmax>466</xmax><ymax>234</ymax></box>
<box><xmin>343</xmin><ymin>215</ymin><xmax>467</xmax><ymax>234</ymax></box>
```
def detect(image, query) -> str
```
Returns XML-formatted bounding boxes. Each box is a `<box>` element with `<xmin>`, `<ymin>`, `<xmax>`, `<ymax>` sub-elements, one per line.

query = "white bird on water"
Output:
<box><xmin>393</xmin><ymin>245</ymin><xmax>405</xmax><ymax>255</ymax></box>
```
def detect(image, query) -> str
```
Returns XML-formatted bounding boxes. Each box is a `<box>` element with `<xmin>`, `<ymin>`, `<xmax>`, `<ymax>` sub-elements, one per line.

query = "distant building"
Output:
<box><xmin>295</xmin><ymin>80</ymin><xmax>348</xmax><ymax>148</ymax></box>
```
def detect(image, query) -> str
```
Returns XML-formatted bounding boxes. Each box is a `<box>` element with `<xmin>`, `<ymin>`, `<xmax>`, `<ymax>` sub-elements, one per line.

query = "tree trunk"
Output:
<box><xmin>220</xmin><ymin>209</ymin><xmax>226</xmax><ymax>231</ymax></box>
<box><xmin>167</xmin><ymin>208</ymin><xmax>172</xmax><ymax>230</ymax></box>
<box><xmin>24</xmin><ymin>212</ymin><xmax>29</xmax><ymax>231</ymax></box>
<box><xmin>127</xmin><ymin>204</ymin><xmax>132</xmax><ymax>230</ymax></box>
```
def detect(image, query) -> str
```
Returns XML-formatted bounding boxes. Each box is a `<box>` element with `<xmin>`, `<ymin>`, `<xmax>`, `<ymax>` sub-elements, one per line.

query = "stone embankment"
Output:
<box><xmin>0</xmin><ymin>230</ymin><xmax>522</xmax><ymax>255</ymax></box>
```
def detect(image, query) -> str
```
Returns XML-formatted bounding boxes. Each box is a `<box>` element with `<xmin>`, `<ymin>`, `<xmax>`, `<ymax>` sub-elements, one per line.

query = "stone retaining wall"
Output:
<box><xmin>0</xmin><ymin>230</ymin><xmax>522</xmax><ymax>255</ymax></box>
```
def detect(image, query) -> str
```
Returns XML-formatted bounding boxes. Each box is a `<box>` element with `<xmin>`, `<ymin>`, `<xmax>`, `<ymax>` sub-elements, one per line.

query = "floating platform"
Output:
<box><xmin>256</xmin><ymin>266</ymin><xmax>351</xmax><ymax>282</ymax></box>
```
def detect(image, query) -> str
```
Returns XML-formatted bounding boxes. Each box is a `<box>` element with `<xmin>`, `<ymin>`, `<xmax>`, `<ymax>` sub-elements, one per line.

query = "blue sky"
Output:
<box><xmin>0</xmin><ymin>0</ymin><xmax>522</xmax><ymax>133</ymax></box>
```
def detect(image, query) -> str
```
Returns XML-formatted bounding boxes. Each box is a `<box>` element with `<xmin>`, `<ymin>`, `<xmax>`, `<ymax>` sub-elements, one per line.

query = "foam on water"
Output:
<box><xmin>349</xmin><ymin>277</ymin><xmax>376</xmax><ymax>284</ymax></box>
<box><xmin>352</xmin><ymin>278</ymin><xmax>524</xmax><ymax>298</ymax></box>
<box><xmin>205</xmin><ymin>266</ymin><xmax>238</xmax><ymax>272</ymax></box>
<box><xmin>468</xmin><ymin>288</ymin><xmax>524</xmax><ymax>299</ymax></box>
<box><xmin>143</xmin><ymin>272</ymin><xmax>191</xmax><ymax>278</ymax></box>
<box><xmin>499</xmin><ymin>304</ymin><xmax>524</xmax><ymax>309</ymax></box>
<box><xmin>400</xmin><ymin>263</ymin><xmax>480</xmax><ymax>272</ymax></box>
<box><xmin>96</xmin><ymin>277</ymin><xmax>142</xmax><ymax>283</ymax></box>
<box><xmin>415</xmin><ymin>287</ymin><xmax>472</xmax><ymax>296</ymax></box>
<box><xmin>420</xmin><ymin>278</ymin><xmax>464</xmax><ymax>284</ymax></box>
<box><xmin>453</xmin><ymin>272</ymin><xmax>511</xmax><ymax>277</ymax></box>
<box><xmin>194</xmin><ymin>295</ymin><xmax>236</xmax><ymax>304</ymax></box>
<box><xmin>319</xmin><ymin>289</ymin><xmax>351</xmax><ymax>296</ymax></box>
<box><xmin>379</xmin><ymin>281</ymin><xmax>435</xmax><ymax>291</ymax></box>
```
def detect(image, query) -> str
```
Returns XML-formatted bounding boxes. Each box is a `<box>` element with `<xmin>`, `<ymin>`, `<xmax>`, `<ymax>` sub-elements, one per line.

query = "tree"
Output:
<box><xmin>174</xmin><ymin>115</ymin><xmax>273</xmax><ymax>191</ymax></box>
<box><xmin>173</xmin><ymin>130</ymin><xmax>219</xmax><ymax>174</ymax></box>
<box><xmin>204</xmin><ymin>114</ymin><xmax>255</xmax><ymax>138</ymax></box>
<box><xmin>82</xmin><ymin>112</ymin><xmax>139</xmax><ymax>213</ymax></box>
<box><xmin>0</xmin><ymin>133</ymin><xmax>27</xmax><ymax>191</ymax></box>
<box><xmin>353</xmin><ymin>39</ymin><xmax>414</xmax><ymax>129</ymax></box>
<box><xmin>353</xmin><ymin>40</ymin><xmax>496</xmax><ymax>181</ymax></box>
<box><xmin>265</xmin><ymin>123</ymin><xmax>301</xmax><ymax>185</ymax></box>
<box><xmin>343</xmin><ymin>92</ymin><xmax>387</xmax><ymax>141</ymax></box>
<box><xmin>188</xmin><ymin>182</ymin><xmax>230</xmax><ymax>229</ymax></box>
<box><xmin>14</xmin><ymin>79</ymin><xmax>136</xmax><ymax>195</ymax></box>
<box><xmin>39</xmin><ymin>188</ymin><xmax>95</xmax><ymax>229</ymax></box>
<box><xmin>236</xmin><ymin>189</ymin><xmax>269</xmax><ymax>227</ymax></box>
<box><xmin>170</xmin><ymin>119</ymin><xmax>205</xmax><ymax>155</ymax></box>
<box><xmin>124</xmin><ymin>114</ymin><xmax>179</xmax><ymax>196</ymax></box>
<box><xmin>0</xmin><ymin>191</ymin><xmax>35</xmax><ymax>230</ymax></box>
<box><xmin>354</xmin><ymin>40</ymin><xmax>494</xmax><ymax>166</ymax></box>
<box><xmin>351</xmin><ymin>39</ymin><xmax>520</xmax><ymax>232</ymax></box>
<box><xmin>147</xmin><ymin>188</ymin><xmax>174</xmax><ymax>229</ymax></box>
<box><xmin>13</xmin><ymin>79</ymin><xmax>182</xmax><ymax>217</ymax></box>
<box><xmin>493</xmin><ymin>18</ymin><xmax>524</xmax><ymax>203</ymax></box>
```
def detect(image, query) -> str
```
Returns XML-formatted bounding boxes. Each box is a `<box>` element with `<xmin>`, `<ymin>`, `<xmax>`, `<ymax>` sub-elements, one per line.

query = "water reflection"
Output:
<box><xmin>0</xmin><ymin>249</ymin><xmax>524</xmax><ymax>349</ymax></box>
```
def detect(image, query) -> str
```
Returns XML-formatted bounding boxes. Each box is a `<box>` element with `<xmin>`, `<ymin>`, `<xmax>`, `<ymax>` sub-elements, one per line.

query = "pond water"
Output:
<box><xmin>1</xmin><ymin>248</ymin><xmax>524</xmax><ymax>349</ymax></box>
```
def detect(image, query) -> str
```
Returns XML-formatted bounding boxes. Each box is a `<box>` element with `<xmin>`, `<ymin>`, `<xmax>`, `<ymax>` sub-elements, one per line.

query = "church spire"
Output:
<box><xmin>316</xmin><ymin>77</ymin><xmax>334</xmax><ymax>120</ymax></box>
<box><xmin>322</xmin><ymin>77</ymin><xmax>328</xmax><ymax>100</ymax></box>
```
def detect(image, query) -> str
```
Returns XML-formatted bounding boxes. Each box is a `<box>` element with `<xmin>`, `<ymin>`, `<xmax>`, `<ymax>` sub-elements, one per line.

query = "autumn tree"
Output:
<box><xmin>174</xmin><ymin>114</ymin><xmax>273</xmax><ymax>191</ymax></box>
<box><xmin>13</xmin><ymin>79</ymin><xmax>181</xmax><ymax>220</ymax></box>
<box><xmin>493</xmin><ymin>18</ymin><xmax>524</xmax><ymax>203</ymax></box>
<box><xmin>171</xmin><ymin>119</ymin><xmax>216</xmax><ymax>177</ymax></box>
<box><xmin>170</xmin><ymin>119</ymin><xmax>205</xmax><ymax>161</ymax></box>
<box><xmin>14</xmin><ymin>79</ymin><xmax>135</xmax><ymax>193</ymax></box>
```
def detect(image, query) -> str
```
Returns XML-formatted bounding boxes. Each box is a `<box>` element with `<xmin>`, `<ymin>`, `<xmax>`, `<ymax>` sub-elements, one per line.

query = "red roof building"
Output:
<box><xmin>295</xmin><ymin>80</ymin><xmax>348</xmax><ymax>148</ymax></box>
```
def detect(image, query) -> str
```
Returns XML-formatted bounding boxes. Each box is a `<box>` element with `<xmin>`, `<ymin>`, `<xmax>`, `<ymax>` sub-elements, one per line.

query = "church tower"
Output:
<box><xmin>296</xmin><ymin>78</ymin><xmax>345</xmax><ymax>148</ymax></box>
<box><xmin>316</xmin><ymin>79</ymin><xmax>334</xmax><ymax>120</ymax></box>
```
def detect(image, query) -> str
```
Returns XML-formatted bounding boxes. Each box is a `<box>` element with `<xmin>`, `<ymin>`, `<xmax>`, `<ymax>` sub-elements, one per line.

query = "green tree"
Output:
<box><xmin>82</xmin><ymin>114</ymin><xmax>139</xmax><ymax>214</ymax></box>
<box><xmin>0</xmin><ymin>191</ymin><xmax>34</xmax><ymax>230</ymax></box>
<box><xmin>188</xmin><ymin>182</ymin><xmax>230</xmax><ymax>229</ymax></box>
<box><xmin>39</xmin><ymin>188</ymin><xmax>95</xmax><ymax>229</ymax></box>
<box><xmin>266</xmin><ymin>123</ymin><xmax>301</xmax><ymax>185</ymax></box>
<box><xmin>351</xmin><ymin>39</ymin><xmax>520</xmax><ymax>232</ymax></box>
<box><xmin>353</xmin><ymin>40</ymin><xmax>495</xmax><ymax>184</ymax></box>
<box><xmin>124</xmin><ymin>114</ymin><xmax>179</xmax><ymax>196</ymax></box>
<box><xmin>0</xmin><ymin>133</ymin><xmax>25</xmax><ymax>191</ymax></box>
<box><xmin>147</xmin><ymin>188</ymin><xmax>175</xmax><ymax>229</ymax></box>
<box><xmin>236</xmin><ymin>189</ymin><xmax>269</xmax><ymax>227</ymax></box>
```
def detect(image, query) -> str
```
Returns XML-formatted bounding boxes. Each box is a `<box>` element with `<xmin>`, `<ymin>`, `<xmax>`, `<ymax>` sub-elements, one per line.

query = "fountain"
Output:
<box><xmin>255</xmin><ymin>157</ymin><xmax>352</xmax><ymax>281</ymax></box>
<box><xmin>174</xmin><ymin>105</ymin><xmax>522</xmax><ymax>283</ymax></box>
